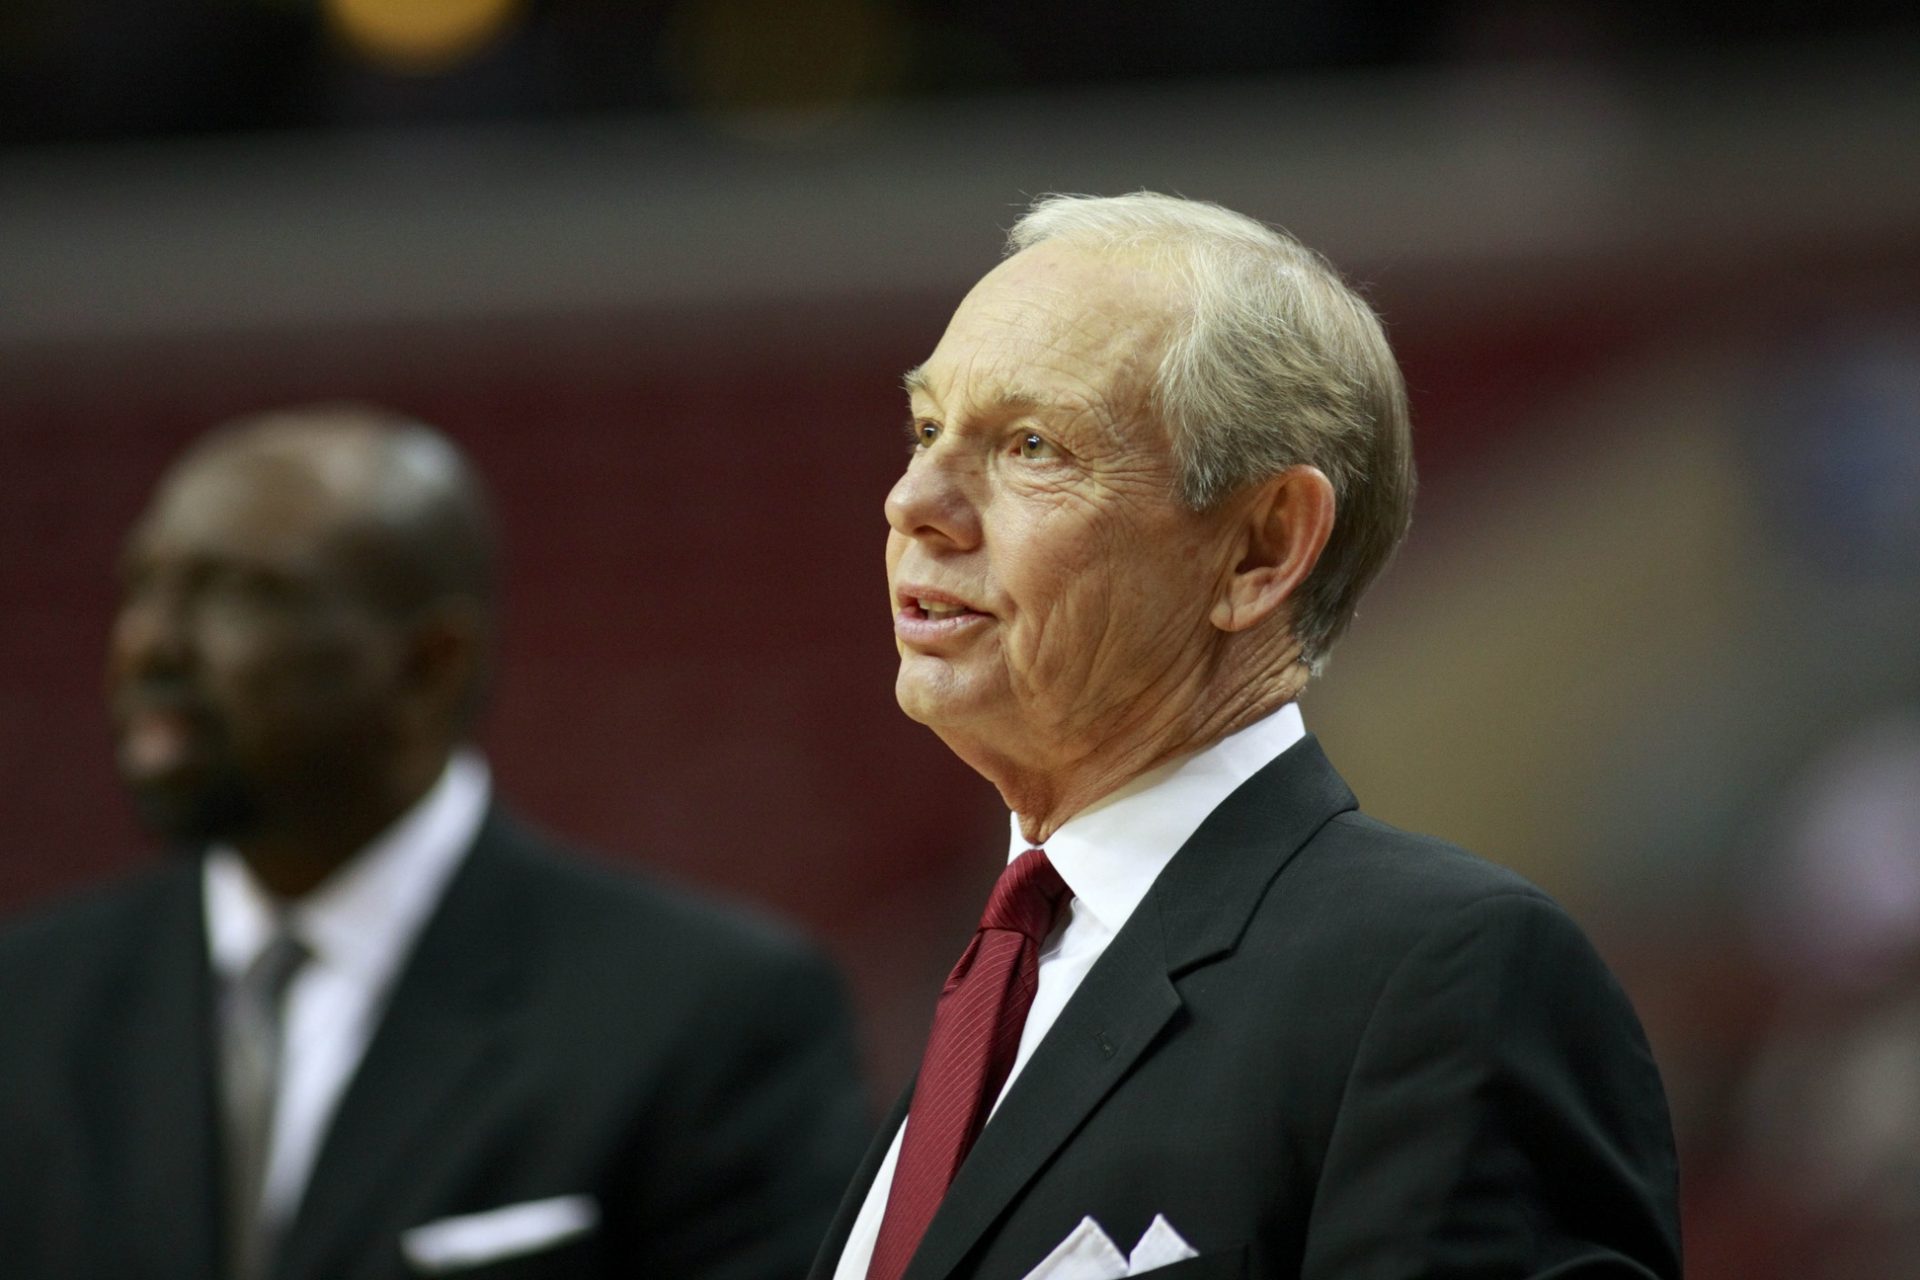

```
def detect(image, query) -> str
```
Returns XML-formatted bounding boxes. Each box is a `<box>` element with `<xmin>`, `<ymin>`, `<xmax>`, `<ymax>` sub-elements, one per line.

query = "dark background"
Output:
<box><xmin>4</xmin><ymin>4</ymin><xmax>1920</xmax><ymax>1275</ymax></box>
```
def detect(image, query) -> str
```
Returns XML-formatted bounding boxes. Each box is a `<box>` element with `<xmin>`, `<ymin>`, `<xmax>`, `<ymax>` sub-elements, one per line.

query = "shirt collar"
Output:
<box><xmin>204</xmin><ymin>749</ymin><xmax>492</xmax><ymax>984</ymax></box>
<box><xmin>1007</xmin><ymin>702</ymin><xmax>1306</xmax><ymax>935</ymax></box>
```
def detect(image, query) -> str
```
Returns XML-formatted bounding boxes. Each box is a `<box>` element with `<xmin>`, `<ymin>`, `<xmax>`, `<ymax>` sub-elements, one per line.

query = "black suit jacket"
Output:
<box><xmin>812</xmin><ymin>737</ymin><xmax>1680</xmax><ymax>1280</ymax></box>
<box><xmin>0</xmin><ymin>809</ymin><xmax>871</xmax><ymax>1280</ymax></box>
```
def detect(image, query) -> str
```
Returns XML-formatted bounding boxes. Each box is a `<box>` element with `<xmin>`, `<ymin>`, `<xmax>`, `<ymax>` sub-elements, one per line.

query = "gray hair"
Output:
<box><xmin>1007</xmin><ymin>192</ymin><xmax>1415</xmax><ymax>670</ymax></box>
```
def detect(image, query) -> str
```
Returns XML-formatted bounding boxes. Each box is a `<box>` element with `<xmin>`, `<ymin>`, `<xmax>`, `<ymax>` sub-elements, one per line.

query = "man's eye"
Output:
<box><xmin>1017</xmin><ymin>432</ymin><xmax>1056</xmax><ymax>459</ymax></box>
<box><xmin>905</xmin><ymin>420</ymin><xmax>940</xmax><ymax>450</ymax></box>
<box><xmin>202</xmin><ymin>568</ymin><xmax>309</xmax><ymax>617</ymax></box>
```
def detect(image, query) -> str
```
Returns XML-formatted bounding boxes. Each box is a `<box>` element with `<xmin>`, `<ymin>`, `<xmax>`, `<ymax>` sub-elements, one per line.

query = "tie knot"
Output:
<box><xmin>979</xmin><ymin>848</ymin><xmax>1069</xmax><ymax>941</ymax></box>
<box><xmin>243</xmin><ymin>930</ymin><xmax>309</xmax><ymax>1003</ymax></box>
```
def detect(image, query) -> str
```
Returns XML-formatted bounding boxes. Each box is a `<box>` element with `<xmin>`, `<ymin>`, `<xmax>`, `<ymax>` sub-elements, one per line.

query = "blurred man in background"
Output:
<box><xmin>817</xmin><ymin>193</ymin><xmax>1681</xmax><ymax>1279</ymax></box>
<box><xmin>0</xmin><ymin>406</ymin><xmax>868</xmax><ymax>1279</ymax></box>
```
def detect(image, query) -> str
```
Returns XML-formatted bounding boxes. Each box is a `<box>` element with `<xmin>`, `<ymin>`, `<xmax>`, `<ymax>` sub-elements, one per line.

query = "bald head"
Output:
<box><xmin>109</xmin><ymin>405</ymin><xmax>499</xmax><ymax>888</ymax></box>
<box><xmin>176</xmin><ymin>404</ymin><xmax>497</xmax><ymax>623</ymax></box>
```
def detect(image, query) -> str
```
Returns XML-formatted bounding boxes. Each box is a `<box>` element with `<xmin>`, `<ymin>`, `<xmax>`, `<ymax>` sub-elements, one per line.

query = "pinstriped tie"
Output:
<box><xmin>867</xmin><ymin>848</ymin><xmax>1070</xmax><ymax>1280</ymax></box>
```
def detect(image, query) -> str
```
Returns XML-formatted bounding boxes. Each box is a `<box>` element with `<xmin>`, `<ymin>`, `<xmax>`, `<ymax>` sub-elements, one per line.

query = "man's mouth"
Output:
<box><xmin>894</xmin><ymin>586</ymin><xmax>990</xmax><ymax>642</ymax></box>
<box><xmin>115</xmin><ymin>699</ymin><xmax>211</xmax><ymax>779</ymax></box>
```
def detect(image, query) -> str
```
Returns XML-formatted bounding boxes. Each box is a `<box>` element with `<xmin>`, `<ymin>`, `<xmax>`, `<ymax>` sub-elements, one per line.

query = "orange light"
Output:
<box><xmin>326</xmin><ymin>0</ymin><xmax>524</xmax><ymax>74</ymax></box>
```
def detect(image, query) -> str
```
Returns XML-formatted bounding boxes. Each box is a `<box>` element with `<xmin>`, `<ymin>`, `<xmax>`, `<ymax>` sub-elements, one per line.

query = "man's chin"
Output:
<box><xmin>125</xmin><ymin>777</ymin><xmax>258</xmax><ymax>850</ymax></box>
<box><xmin>893</xmin><ymin>660</ymin><xmax>998</xmax><ymax>731</ymax></box>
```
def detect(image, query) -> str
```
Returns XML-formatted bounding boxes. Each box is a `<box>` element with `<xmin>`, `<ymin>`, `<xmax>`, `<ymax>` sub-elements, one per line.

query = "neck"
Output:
<box><xmin>233</xmin><ymin>748</ymin><xmax>450</xmax><ymax>900</ymax></box>
<box><xmin>964</xmin><ymin>649</ymin><xmax>1309</xmax><ymax>846</ymax></box>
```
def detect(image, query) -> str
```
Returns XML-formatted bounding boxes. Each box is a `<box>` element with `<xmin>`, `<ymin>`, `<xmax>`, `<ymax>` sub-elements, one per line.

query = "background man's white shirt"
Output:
<box><xmin>833</xmin><ymin>703</ymin><xmax>1307</xmax><ymax>1279</ymax></box>
<box><xmin>203</xmin><ymin>749</ymin><xmax>490</xmax><ymax>1231</ymax></box>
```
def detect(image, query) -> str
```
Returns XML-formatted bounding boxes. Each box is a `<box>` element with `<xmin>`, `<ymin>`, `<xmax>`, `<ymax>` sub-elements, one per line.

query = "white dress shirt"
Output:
<box><xmin>203</xmin><ymin>749</ymin><xmax>491</xmax><ymax>1232</ymax></box>
<box><xmin>833</xmin><ymin>703</ymin><xmax>1307</xmax><ymax>1279</ymax></box>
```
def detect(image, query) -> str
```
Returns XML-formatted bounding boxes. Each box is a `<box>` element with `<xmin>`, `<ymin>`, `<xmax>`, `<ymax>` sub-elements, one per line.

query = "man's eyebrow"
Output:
<box><xmin>992</xmin><ymin>387</ymin><xmax>1046</xmax><ymax>414</ymax></box>
<box><xmin>902</xmin><ymin>366</ymin><xmax>1046</xmax><ymax>416</ymax></box>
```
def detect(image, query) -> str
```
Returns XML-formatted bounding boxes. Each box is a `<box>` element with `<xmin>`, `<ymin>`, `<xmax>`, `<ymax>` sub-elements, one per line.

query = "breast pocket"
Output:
<box><xmin>400</xmin><ymin>1194</ymin><xmax>599</xmax><ymax>1276</ymax></box>
<box><xmin>404</xmin><ymin>1233</ymin><xmax>595</xmax><ymax>1278</ymax></box>
<box><xmin>1134</xmin><ymin>1246</ymin><xmax>1248</xmax><ymax>1280</ymax></box>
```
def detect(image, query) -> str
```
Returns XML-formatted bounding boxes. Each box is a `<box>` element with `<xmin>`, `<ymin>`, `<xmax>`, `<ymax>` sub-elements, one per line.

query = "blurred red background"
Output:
<box><xmin>5</xmin><ymin>13</ymin><xmax>1920</xmax><ymax>1274</ymax></box>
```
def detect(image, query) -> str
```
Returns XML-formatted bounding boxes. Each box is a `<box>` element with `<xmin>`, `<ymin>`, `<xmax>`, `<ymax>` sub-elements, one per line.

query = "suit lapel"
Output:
<box><xmin>273</xmin><ymin>816</ymin><xmax>527</xmax><ymax>1280</ymax></box>
<box><xmin>903</xmin><ymin>736</ymin><xmax>1357</xmax><ymax>1280</ymax></box>
<box><xmin>99</xmin><ymin>864</ymin><xmax>225</xmax><ymax>1277</ymax></box>
<box><xmin>1147</xmin><ymin>735</ymin><xmax>1357</xmax><ymax>975</ymax></box>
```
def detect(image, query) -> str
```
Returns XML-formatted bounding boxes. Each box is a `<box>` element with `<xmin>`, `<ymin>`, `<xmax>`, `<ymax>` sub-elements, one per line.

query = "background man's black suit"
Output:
<box><xmin>813</xmin><ymin>738</ymin><xmax>1681</xmax><ymax>1280</ymax></box>
<box><xmin>0</xmin><ymin>810</ymin><xmax>870</xmax><ymax>1280</ymax></box>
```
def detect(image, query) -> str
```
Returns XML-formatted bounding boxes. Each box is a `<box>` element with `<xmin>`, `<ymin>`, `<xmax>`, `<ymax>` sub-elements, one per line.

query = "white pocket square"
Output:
<box><xmin>401</xmin><ymin>1194</ymin><xmax>600</xmax><ymax>1273</ymax></box>
<box><xmin>1020</xmin><ymin>1214</ymin><xmax>1200</xmax><ymax>1279</ymax></box>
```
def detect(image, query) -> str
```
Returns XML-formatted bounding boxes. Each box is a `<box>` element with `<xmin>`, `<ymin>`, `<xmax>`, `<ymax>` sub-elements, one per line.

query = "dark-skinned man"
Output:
<box><xmin>0</xmin><ymin>405</ymin><xmax>869</xmax><ymax>1280</ymax></box>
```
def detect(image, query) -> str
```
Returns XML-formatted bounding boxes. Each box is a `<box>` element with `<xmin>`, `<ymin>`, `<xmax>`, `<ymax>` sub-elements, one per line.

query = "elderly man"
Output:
<box><xmin>817</xmin><ymin>195</ymin><xmax>1680</xmax><ymax>1280</ymax></box>
<box><xmin>0</xmin><ymin>407</ymin><xmax>868</xmax><ymax>1280</ymax></box>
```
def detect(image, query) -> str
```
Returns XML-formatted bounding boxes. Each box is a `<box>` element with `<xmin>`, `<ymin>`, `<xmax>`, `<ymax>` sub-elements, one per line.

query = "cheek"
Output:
<box><xmin>193</xmin><ymin>623</ymin><xmax>273</xmax><ymax>696</ymax></box>
<box><xmin>206</xmin><ymin>629</ymin><xmax>372</xmax><ymax>724</ymax></box>
<box><xmin>1017</xmin><ymin>517</ymin><xmax>1211</xmax><ymax>664</ymax></box>
<box><xmin>998</xmin><ymin>516</ymin><xmax>1116</xmax><ymax>648</ymax></box>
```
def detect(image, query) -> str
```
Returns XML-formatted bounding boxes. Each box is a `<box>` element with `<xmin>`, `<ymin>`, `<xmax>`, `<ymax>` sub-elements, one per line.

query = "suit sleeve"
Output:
<box><xmin>1300</xmin><ymin>891</ymin><xmax>1682</xmax><ymax>1279</ymax></box>
<box><xmin>625</xmin><ymin>941</ymin><xmax>873</xmax><ymax>1280</ymax></box>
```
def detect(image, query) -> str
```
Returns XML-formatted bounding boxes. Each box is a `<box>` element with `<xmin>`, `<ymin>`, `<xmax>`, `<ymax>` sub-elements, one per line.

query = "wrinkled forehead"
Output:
<box><xmin>913</xmin><ymin>243</ymin><xmax>1179</xmax><ymax>415</ymax></box>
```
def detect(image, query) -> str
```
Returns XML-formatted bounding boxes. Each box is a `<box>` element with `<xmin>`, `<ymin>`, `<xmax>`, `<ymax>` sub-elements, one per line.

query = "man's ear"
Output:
<box><xmin>1210</xmin><ymin>465</ymin><xmax>1336</xmax><ymax>634</ymax></box>
<box><xmin>397</xmin><ymin>598</ymin><xmax>488</xmax><ymax>737</ymax></box>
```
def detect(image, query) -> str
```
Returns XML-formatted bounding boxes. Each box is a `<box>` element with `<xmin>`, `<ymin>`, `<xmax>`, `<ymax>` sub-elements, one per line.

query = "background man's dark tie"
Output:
<box><xmin>867</xmin><ymin>847</ymin><xmax>1070</xmax><ymax>1280</ymax></box>
<box><xmin>221</xmin><ymin>930</ymin><xmax>309</xmax><ymax>1280</ymax></box>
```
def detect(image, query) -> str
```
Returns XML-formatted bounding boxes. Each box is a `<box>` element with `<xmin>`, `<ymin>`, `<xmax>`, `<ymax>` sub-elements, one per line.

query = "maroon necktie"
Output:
<box><xmin>867</xmin><ymin>848</ymin><xmax>1071</xmax><ymax>1280</ymax></box>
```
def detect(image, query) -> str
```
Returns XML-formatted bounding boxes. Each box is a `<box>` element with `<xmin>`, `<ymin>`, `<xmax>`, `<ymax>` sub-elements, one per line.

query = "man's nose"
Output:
<box><xmin>884</xmin><ymin>451</ymin><xmax>982</xmax><ymax>550</ymax></box>
<box><xmin>108</xmin><ymin>587</ymin><xmax>195</xmax><ymax>685</ymax></box>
